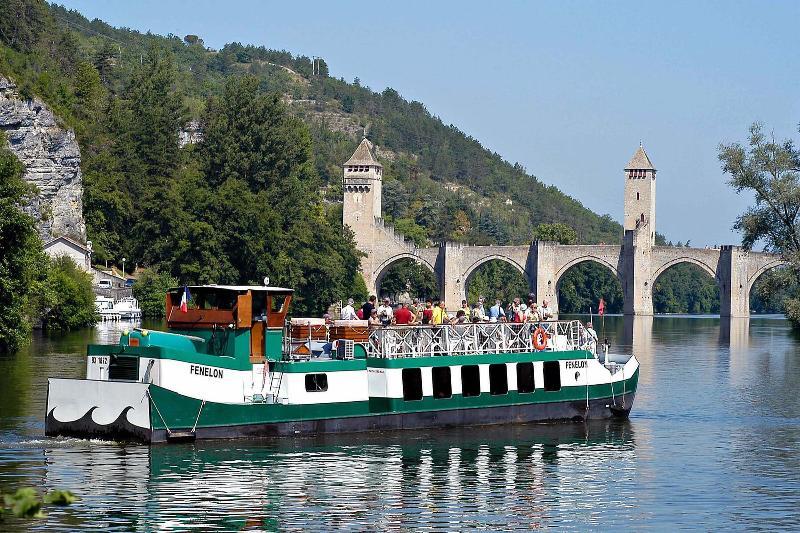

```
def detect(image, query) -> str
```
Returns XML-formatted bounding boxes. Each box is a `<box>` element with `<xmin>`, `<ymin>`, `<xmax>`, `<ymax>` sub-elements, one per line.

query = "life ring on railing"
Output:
<box><xmin>532</xmin><ymin>326</ymin><xmax>549</xmax><ymax>351</ymax></box>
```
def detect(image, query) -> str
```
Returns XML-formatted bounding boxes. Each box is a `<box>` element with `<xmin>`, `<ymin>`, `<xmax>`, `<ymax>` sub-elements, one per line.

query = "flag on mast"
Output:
<box><xmin>180</xmin><ymin>286</ymin><xmax>190</xmax><ymax>313</ymax></box>
<box><xmin>598</xmin><ymin>298</ymin><xmax>606</xmax><ymax>316</ymax></box>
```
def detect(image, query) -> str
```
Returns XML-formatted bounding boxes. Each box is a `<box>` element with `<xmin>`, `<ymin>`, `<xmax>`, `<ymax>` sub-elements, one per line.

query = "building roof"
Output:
<box><xmin>344</xmin><ymin>137</ymin><xmax>382</xmax><ymax>167</ymax></box>
<box><xmin>625</xmin><ymin>145</ymin><xmax>656</xmax><ymax>170</ymax></box>
<box><xmin>43</xmin><ymin>235</ymin><xmax>90</xmax><ymax>252</ymax></box>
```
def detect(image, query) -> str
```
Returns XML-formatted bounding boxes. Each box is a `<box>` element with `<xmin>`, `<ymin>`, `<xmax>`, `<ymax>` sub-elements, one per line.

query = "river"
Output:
<box><xmin>1</xmin><ymin>315</ymin><xmax>798</xmax><ymax>530</ymax></box>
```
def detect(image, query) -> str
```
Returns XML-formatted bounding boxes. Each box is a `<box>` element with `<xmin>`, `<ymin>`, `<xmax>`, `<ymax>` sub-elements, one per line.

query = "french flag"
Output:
<box><xmin>180</xmin><ymin>286</ymin><xmax>191</xmax><ymax>313</ymax></box>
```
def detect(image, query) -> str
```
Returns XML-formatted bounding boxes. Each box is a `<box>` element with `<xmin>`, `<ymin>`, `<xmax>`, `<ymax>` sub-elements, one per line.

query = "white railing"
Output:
<box><xmin>367</xmin><ymin>320</ymin><xmax>587</xmax><ymax>359</ymax></box>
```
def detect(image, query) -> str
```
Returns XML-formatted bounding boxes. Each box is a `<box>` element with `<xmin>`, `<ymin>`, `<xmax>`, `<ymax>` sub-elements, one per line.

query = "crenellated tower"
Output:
<box><xmin>623</xmin><ymin>144</ymin><xmax>657</xmax><ymax>246</ymax></box>
<box><xmin>342</xmin><ymin>137</ymin><xmax>383</xmax><ymax>240</ymax></box>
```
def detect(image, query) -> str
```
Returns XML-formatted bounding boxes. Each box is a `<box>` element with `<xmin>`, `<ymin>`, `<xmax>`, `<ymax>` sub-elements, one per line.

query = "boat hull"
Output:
<box><xmin>151</xmin><ymin>393</ymin><xmax>635</xmax><ymax>443</ymax></box>
<box><xmin>45</xmin><ymin>367</ymin><xmax>638</xmax><ymax>444</ymax></box>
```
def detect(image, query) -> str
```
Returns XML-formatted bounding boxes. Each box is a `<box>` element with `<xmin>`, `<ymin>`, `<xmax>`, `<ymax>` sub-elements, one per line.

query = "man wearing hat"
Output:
<box><xmin>341</xmin><ymin>298</ymin><xmax>357</xmax><ymax>320</ymax></box>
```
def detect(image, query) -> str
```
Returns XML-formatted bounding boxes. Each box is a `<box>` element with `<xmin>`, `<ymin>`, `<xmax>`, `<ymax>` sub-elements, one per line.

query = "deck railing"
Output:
<box><xmin>367</xmin><ymin>320</ymin><xmax>588</xmax><ymax>359</ymax></box>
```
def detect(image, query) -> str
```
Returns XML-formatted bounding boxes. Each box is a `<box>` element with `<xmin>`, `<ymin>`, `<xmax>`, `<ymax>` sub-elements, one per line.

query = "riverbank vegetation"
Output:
<box><xmin>0</xmin><ymin>138</ymin><xmax>96</xmax><ymax>353</ymax></box>
<box><xmin>719</xmin><ymin>122</ymin><xmax>800</xmax><ymax>326</ymax></box>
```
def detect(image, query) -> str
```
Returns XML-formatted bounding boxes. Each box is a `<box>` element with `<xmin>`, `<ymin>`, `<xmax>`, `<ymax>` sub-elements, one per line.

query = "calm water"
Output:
<box><xmin>1</xmin><ymin>316</ymin><xmax>799</xmax><ymax>531</ymax></box>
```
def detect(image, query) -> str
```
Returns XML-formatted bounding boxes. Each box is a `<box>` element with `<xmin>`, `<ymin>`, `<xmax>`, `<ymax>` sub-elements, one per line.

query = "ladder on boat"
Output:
<box><xmin>267</xmin><ymin>366</ymin><xmax>284</xmax><ymax>404</ymax></box>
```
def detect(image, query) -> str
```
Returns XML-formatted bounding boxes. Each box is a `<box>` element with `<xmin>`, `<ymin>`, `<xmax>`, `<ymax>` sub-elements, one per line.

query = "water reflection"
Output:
<box><xmin>28</xmin><ymin>423</ymin><xmax>635</xmax><ymax>531</ymax></box>
<box><xmin>2</xmin><ymin>316</ymin><xmax>800</xmax><ymax>530</ymax></box>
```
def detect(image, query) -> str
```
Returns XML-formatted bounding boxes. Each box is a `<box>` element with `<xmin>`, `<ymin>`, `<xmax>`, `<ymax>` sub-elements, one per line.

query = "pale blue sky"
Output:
<box><xmin>57</xmin><ymin>0</ymin><xmax>800</xmax><ymax>247</ymax></box>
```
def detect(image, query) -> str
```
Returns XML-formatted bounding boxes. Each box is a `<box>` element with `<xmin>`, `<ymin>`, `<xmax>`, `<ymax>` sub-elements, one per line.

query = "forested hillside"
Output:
<box><xmin>0</xmin><ymin>0</ymin><xmax>766</xmax><ymax>315</ymax></box>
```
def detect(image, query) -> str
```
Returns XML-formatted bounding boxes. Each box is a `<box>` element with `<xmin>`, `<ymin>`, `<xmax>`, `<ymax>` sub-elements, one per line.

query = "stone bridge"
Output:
<box><xmin>342</xmin><ymin>138</ymin><xmax>785</xmax><ymax>317</ymax></box>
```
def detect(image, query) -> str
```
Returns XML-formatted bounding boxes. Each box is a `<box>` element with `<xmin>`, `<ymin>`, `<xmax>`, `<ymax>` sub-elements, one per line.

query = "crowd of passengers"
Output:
<box><xmin>339</xmin><ymin>295</ymin><xmax>556</xmax><ymax>327</ymax></box>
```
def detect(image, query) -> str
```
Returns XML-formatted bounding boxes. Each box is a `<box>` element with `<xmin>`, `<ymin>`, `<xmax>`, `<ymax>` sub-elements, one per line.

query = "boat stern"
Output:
<box><xmin>45</xmin><ymin>378</ymin><xmax>152</xmax><ymax>443</ymax></box>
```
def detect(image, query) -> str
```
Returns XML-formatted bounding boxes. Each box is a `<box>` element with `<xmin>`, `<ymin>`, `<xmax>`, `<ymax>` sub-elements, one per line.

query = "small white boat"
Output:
<box><xmin>94</xmin><ymin>296</ymin><xmax>120</xmax><ymax>321</ymax></box>
<box><xmin>114</xmin><ymin>296</ymin><xmax>142</xmax><ymax>320</ymax></box>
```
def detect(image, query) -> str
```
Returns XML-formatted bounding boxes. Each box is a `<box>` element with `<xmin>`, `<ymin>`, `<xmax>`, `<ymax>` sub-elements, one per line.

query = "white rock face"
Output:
<box><xmin>0</xmin><ymin>75</ymin><xmax>85</xmax><ymax>241</ymax></box>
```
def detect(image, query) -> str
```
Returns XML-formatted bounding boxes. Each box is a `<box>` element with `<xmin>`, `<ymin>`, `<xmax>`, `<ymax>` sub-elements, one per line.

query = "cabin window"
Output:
<box><xmin>461</xmin><ymin>365</ymin><xmax>481</xmax><ymax>397</ymax></box>
<box><xmin>432</xmin><ymin>366</ymin><xmax>452</xmax><ymax>399</ymax></box>
<box><xmin>402</xmin><ymin>368</ymin><xmax>423</xmax><ymax>401</ymax></box>
<box><xmin>489</xmin><ymin>364</ymin><xmax>508</xmax><ymax>395</ymax></box>
<box><xmin>543</xmin><ymin>361</ymin><xmax>561</xmax><ymax>391</ymax></box>
<box><xmin>516</xmin><ymin>362</ymin><xmax>535</xmax><ymax>393</ymax></box>
<box><xmin>305</xmin><ymin>373</ymin><xmax>328</xmax><ymax>392</ymax></box>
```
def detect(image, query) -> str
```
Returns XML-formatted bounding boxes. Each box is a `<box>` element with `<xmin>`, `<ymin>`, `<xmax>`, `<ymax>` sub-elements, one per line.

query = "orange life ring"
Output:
<box><xmin>532</xmin><ymin>327</ymin><xmax>548</xmax><ymax>351</ymax></box>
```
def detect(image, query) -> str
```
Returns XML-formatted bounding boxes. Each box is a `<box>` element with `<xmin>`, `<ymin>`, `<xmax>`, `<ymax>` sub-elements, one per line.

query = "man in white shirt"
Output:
<box><xmin>377</xmin><ymin>297</ymin><xmax>394</xmax><ymax>326</ymax></box>
<box><xmin>340</xmin><ymin>298</ymin><xmax>357</xmax><ymax>320</ymax></box>
<box><xmin>540</xmin><ymin>300</ymin><xmax>554</xmax><ymax>320</ymax></box>
<box><xmin>585</xmin><ymin>321</ymin><xmax>598</xmax><ymax>352</ymax></box>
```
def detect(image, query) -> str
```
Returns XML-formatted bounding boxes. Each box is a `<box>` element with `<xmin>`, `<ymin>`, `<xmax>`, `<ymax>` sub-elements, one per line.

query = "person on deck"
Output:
<box><xmin>473</xmin><ymin>297</ymin><xmax>486</xmax><ymax>321</ymax></box>
<box><xmin>377</xmin><ymin>297</ymin><xmax>394</xmax><ymax>326</ymax></box>
<box><xmin>432</xmin><ymin>301</ymin><xmax>447</xmax><ymax>325</ymax></box>
<box><xmin>421</xmin><ymin>300</ymin><xmax>434</xmax><ymax>324</ymax></box>
<box><xmin>540</xmin><ymin>300</ymin><xmax>553</xmax><ymax>320</ymax></box>
<box><xmin>394</xmin><ymin>302</ymin><xmax>415</xmax><ymax>325</ymax></box>
<box><xmin>341</xmin><ymin>298</ymin><xmax>357</xmax><ymax>320</ymax></box>
<box><xmin>489</xmin><ymin>299</ymin><xmax>505</xmax><ymax>322</ymax></box>
<box><xmin>450</xmin><ymin>309</ymin><xmax>468</xmax><ymax>325</ymax></box>
<box><xmin>368</xmin><ymin>309</ymin><xmax>381</xmax><ymax>328</ymax></box>
<box><xmin>460</xmin><ymin>299</ymin><xmax>471</xmax><ymax>320</ymax></box>
<box><xmin>361</xmin><ymin>296</ymin><xmax>376</xmax><ymax>321</ymax></box>
<box><xmin>585</xmin><ymin>321</ymin><xmax>598</xmax><ymax>352</ymax></box>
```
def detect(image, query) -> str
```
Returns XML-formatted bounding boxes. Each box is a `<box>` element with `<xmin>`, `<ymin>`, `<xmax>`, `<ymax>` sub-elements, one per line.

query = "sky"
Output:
<box><xmin>57</xmin><ymin>0</ymin><xmax>800</xmax><ymax>247</ymax></box>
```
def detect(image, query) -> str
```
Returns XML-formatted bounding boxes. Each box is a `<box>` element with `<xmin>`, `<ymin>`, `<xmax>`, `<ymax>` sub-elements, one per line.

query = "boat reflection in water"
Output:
<box><xmin>40</xmin><ymin>421</ymin><xmax>635</xmax><ymax>530</ymax></box>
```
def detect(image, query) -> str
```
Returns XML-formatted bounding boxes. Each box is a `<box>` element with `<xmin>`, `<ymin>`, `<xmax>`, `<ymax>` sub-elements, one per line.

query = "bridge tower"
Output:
<box><xmin>623</xmin><ymin>144</ymin><xmax>657</xmax><ymax>246</ymax></box>
<box><xmin>342</xmin><ymin>137</ymin><xmax>384</xmax><ymax>295</ymax></box>
<box><xmin>623</xmin><ymin>145</ymin><xmax>657</xmax><ymax>315</ymax></box>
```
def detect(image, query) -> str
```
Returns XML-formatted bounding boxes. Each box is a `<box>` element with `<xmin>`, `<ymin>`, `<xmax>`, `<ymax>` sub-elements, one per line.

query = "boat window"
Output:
<box><xmin>543</xmin><ymin>361</ymin><xmax>561</xmax><ymax>391</ymax></box>
<box><xmin>402</xmin><ymin>368</ymin><xmax>423</xmax><ymax>401</ymax></box>
<box><xmin>432</xmin><ymin>366</ymin><xmax>452</xmax><ymax>399</ymax></box>
<box><xmin>489</xmin><ymin>364</ymin><xmax>508</xmax><ymax>395</ymax></box>
<box><xmin>461</xmin><ymin>365</ymin><xmax>481</xmax><ymax>397</ymax></box>
<box><xmin>305</xmin><ymin>373</ymin><xmax>328</xmax><ymax>392</ymax></box>
<box><xmin>516</xmin><ymin>362</ymin><xmax>535</xmax><ymax>393</ymax></box>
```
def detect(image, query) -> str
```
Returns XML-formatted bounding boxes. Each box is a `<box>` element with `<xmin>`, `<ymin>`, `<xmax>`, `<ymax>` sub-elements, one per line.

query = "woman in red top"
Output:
<box><xmin>421</xmin><ymin>300</ymin><xmax>434</xmax><ymax>325</ymax></box>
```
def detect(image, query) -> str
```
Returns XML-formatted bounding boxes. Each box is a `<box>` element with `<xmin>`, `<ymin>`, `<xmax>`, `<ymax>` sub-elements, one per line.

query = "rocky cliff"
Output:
<box><xmin>0</xmin><ymin>76</ymin><xmax>85</xmax><ymax>241</ymax></box>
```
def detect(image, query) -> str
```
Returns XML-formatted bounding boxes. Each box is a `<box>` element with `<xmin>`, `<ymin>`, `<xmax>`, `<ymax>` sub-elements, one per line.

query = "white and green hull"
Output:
<box><xmin>46</xmin><ymin>349</ymin><xmax>639</xmax><ymax>443</ymax></box>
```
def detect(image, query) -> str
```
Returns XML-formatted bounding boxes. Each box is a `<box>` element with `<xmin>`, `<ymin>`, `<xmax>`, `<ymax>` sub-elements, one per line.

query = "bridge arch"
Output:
<box><xmin>553</xmin><ymin>256</ymin><xmax>624</xmax><ymax>314</ymax></box>
<box><xmin>460</xmin><ymin>254</ymin><xmax>528</xmax><ymax>284</ymax></box>
<box><xmin>373</xmin><ymin>253</ymin><xmax>437</xmax><ymax>300</ymax></box>
<box><xmin>651</xmin><ymin>256</ymin><xmax>718</xmax><ymax>283</ymax></box>
<box><xmin>554</xmin><ymin>255</ymin><xmax>622</xmax><ymax>286</ymax></box>
<box><xmin>746</xmin><ymin>259</ymin><xmax>787</xmax><ymax>294</ymax></box>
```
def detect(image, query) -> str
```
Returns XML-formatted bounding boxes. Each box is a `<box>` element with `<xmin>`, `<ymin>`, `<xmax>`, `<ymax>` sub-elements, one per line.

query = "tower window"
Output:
<box><xmin>636</xmin><ymin>192</ymin><xmax>640</xmax><ymax>200</ymax></box>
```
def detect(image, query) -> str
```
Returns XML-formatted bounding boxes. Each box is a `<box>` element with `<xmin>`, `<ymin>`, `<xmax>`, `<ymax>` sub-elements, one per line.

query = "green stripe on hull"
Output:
<box><xmin>274</xmin><ymin>359</ymin><xmax>366</xmax><ymax>372</ymax></box>
<box><xmin>366</xmin><ymin>350</ymin><xmax>595</xmax><ymax>368</ymax></box>
<box><xmin>87</xmin><ymin>345</ymin><xmax>252</xmax><ymax>370</ymax></box>
<box><xmin>148</xmin><ymin>368</ymin><xmax>639</xmax><ymax>431</ymax></box>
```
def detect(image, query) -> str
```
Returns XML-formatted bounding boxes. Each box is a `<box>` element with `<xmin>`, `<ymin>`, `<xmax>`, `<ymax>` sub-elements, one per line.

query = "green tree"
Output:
<box><xmin>466</xmin><ymin>261</ymin><xmax>529</xmax><ymax>306</ymax></box>
<box><xmin>0</xmin><ymin>137</ymin><xmax>43</xmax><ymax>353</ymax></box>
<box><xmin>133</xmin><ymin>268</ymin><xmax>178</xmax><ymax>318</ymax></box>
<box><xmin>38</xmin><ymin>256</ymin><xmax>98</xmax><ymax>331</ymax></box>
<box><xmin>532</xmin><ymin>223</ymin><xmax>578</xmax><ymax>245</ymax></box>
<box><xmin>719</xmin><ymin>122</ymin><xmax>800</xmax><ymax>326</ymax></box>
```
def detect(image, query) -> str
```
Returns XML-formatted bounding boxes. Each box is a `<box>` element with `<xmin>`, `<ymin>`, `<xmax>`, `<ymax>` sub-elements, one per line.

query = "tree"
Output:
<box><xmin>719</xmin><ymin>122</ymin><xmax>800</xmax><ymax>326</ymax></box>
<box><xmin>38</xmin><ymin>256</ymin><xmax>98</xmax><ymax>331</ymax></box>
<box><xmin>532</xmin><ymin>223</ymin><xmax>578</xmax><ymax>245</ymax></box>
<box><xmin>133</xmin><ymin>268</ymin><xmax>178</xmax><ymax>318</ymax></box>
<box><xmin>0</xmin><ymin>137</ymin><xmax>43</xmax><ymax>354</ymax></box>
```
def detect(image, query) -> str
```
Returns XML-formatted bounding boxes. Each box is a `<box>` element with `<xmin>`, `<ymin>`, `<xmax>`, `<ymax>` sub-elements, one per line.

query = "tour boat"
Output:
<box><xmin>94</xmin><ymin>295</ymin><xmax>120</xmax><ymax>321</ymax></box>
<box><xmin>45</xmin><ymin>285</ymin><xmax>639</xmax><ymax>443</ymax></box>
